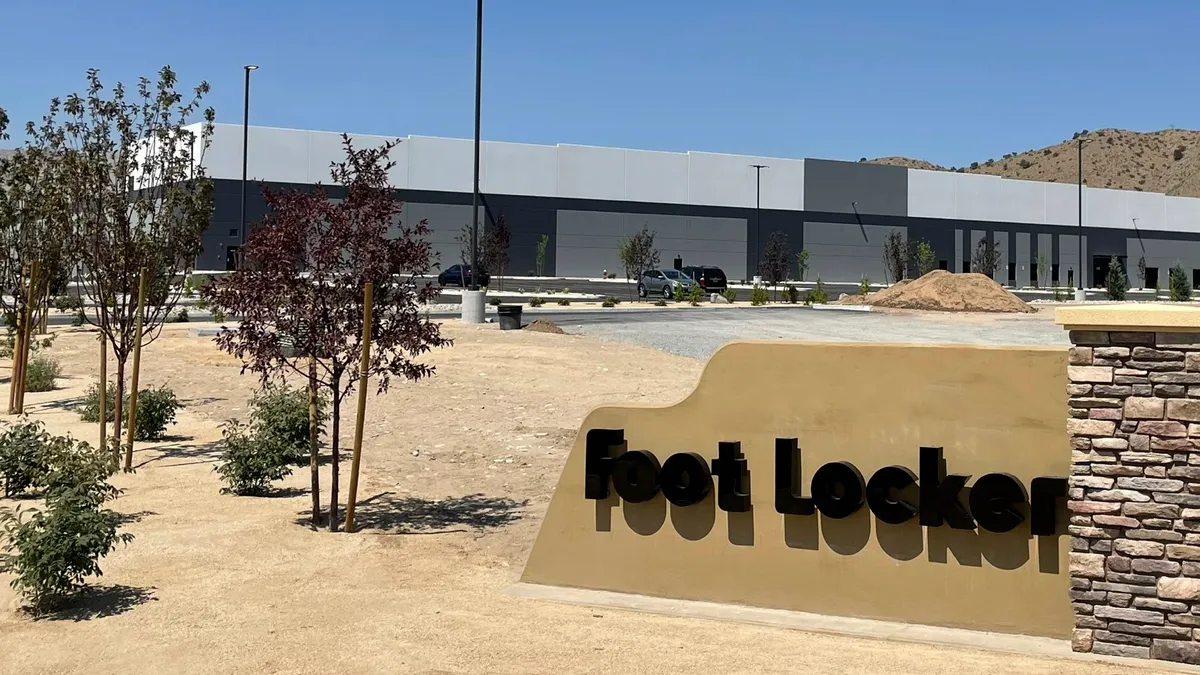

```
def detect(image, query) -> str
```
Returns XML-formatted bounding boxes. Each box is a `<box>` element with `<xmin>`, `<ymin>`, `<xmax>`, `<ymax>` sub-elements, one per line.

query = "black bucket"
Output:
<box><xmin>497</xmin><ymin>304</ymin><xmax>522</xmax><ymax>330</ymax></box>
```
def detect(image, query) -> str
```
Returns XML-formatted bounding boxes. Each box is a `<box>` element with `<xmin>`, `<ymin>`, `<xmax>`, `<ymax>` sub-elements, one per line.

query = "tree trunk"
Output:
<box><xmin>112</xmin><ymin>358</ymin><xmax>126</xmax><ymax>461</ymax></box>
<box><xmin>328</xmin><ymin>380</ymin><xmax>341</xmax><ymax>533</ymax></box>
<box><xmin>308</xmin><ymin>359</ymin><xmax>321</xmax><ymax>527</ymax></box>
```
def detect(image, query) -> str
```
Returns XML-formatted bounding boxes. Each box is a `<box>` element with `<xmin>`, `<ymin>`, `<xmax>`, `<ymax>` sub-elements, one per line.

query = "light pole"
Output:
<box><xmin>240</xmin><ymin>64</ymin><xmax>258</xmax><ymax>264</ymax></box>
<box><xmin>750</xmin><ymin>164</ymin><xmax>768</xmax><ymax>276</ymax></box>
<box><xmin>1076</xmin><ymin>137</ymin><xmax>1092</xmax><ymax>300</ymax></box>
<box><xmin>469</xmin><ymin>0</ymin><xmax>483</xmax><ymax>292</ymax></box>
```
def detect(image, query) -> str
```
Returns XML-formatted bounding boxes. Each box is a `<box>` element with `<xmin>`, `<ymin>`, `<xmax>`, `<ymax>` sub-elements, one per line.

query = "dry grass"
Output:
<box><xmin>0</xmin><ymin>322</ymin><xmax>1158</xmax><ymax>674</ymax></box>
<box><xmin>871</xmin><ymin>128</ymin><xmax>1200</xmax><ymax>196</ymax></box>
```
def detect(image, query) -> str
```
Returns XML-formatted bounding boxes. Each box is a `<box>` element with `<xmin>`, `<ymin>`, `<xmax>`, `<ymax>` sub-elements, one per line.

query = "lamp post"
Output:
<box><xmin>750</xmin><ymin>164</ymin><xmax>768</xmax><ymax>276</ymax></box>
<box><xmin>1076</xmin><ymin>137</ymin><xmax>1092</xmax><ymax>301</ymax></box>
<box><xmin>239</xmin><ymin>64</ymin><xmax>258</xmax><ymax>264</ymax></box>
<box><xmin>470</xmin><ymin>0</ymin><xmax>483</xmax><ymax>292</ymax></box>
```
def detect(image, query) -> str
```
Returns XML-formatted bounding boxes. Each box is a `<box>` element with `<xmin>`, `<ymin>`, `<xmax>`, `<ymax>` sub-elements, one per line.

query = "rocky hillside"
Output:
<box><xmin>868</xmin><ymin>128</ymin><xmax>1200</xmax><ymax>197</ymax></box>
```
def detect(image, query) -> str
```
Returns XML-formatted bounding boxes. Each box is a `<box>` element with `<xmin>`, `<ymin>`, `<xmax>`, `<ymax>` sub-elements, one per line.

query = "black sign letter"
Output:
<box><xmin>1030</xmin><ymin>476</ymin><xmax>1068</xmax><ymax>536</ymax></box>
<box><xmin>711</xmin><ymin>441</ymin><xmax>751</xmax><ymax>512</ymax></box>
<box><xmin>969</xmin><ymin>473</ymin><xmax>1027</xmax><ymax>533</ymax></box>
<box><xmin>612</xmin><ymin>450</ymin><xmax>661</xmax><ymax>503</ymax></box>
<box><xmin>811</xmin><ymin>461</ymin><xmax>865</xmax><ymax>519</ymax></box>
<box><xmin>919</xmin><ymin>447</ymin><xmax>974</xmax><ymax>529</ymax></box>
<box><xmin>775</xmin><ymin>438</ymin><xmax>814</xmax><ymax>515</ymax></box>
<box><xmin>661</xmin><ymin>452</ymin><xmax>713</xmax><ymax>506</ymax></box>
<box><xmin>866</xmin><ymin>465</ymin><xmax>918</xmax><ymax>524</ymax></box>
<box><xmin>584</xmin><ymin>428</ymin><xmax>624</xmax><ymax>500</ymax></box>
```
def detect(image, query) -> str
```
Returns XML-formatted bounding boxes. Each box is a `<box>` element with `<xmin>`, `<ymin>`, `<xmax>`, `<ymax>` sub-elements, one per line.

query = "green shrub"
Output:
<box><xmin>211</xmin><ymin>308</ymin><xmax>227</xmax><ymax>323</ymax></box>
<box><xmin>51</xmin><ymin>295</ymin><xmax>82</xmax><ymax>312</ymax></box>
<box><xmin>0</xmin><ymin>429</ymin><xmax>127</xmax><ymax>612</ymax></box>
<box><xmin>686</xmin><ymin>284</ymin><xmax>703</xmax><ymax>306</ymax></box>
<box><xmin>562</xmin><ymin>287</ymin><xmax>570</xmax><ymax>294</ymax></box>
<box><xmin>1104</xmin><ymin>255</ymin><xmax>1128</xmax><ymax>301</ymax></box>
<box><xmin>214</xmin><ymin>421</ymin><xmax>295</xmax><ymax>495</ymax></box>
<box><xmin>673</xmin><ymin>282</ymin><xmax>686</xmax><ymax>303</ymax></box>
<box><xmin>557</xmin><ymin>298</ymin><xmax>570</xmax><ymax>306</ymax></box>
<box><xmin>784</xmin><ymin>285</ymin><xmax>800</xmax><ymax>304</ymax></box>
<box><xmin>76</xmin><ymin>383</ymin><xmax>181</xmax><ymax>441</ymax></box>
<box><xmin>250</xmin><ymin>384</ymin><xmax>326</xmax><ymax>464</ymax></box>
<box><xmin>488</xmin><ymin>297</ymin><xmax>502</xmax><ymax>306</ymax></box>
<box><xmin>601</xmin><ymin>299</ymin><xmax>616</xmax><ymax>308</ymax></box>
<box><xmin>172</xmin><ymin>308</ymin><xmax>189</xmax><ymax>323</ymax></box>
<box><xmin>71</xmin><ymin>309</ymin><xmax>85</xmax><ymax>327</ymax></box>
<box><xmin>605</xmin><ymin>295</ymin><xmax>622</xmax><ymax>305</ymax></box>
<box><xmin>858</xmin><ymin>277</ymin><xmax>872</xmax><ymax>296</ymax></box>
<box><xmin>722</xmin><ymin>288</ymin><xmax>738</xmax><ymax>304</ymax></box>
<box><xmin>0</xmin><ymin>422</ymin><xmax>52</xmax><ymax>497</ymax></box>
<box><xmin>195</xmin><ymin>296</ymin><xmax>210</xmax><ymax>311</ymax></box>
<box><xmin>806</xmin><ymin>277</ymin><xmax>829</xmax><ymax>304</ymax></box>
<box><xmin>24</xmin><ymin>356</ymin><xmax>61</xmax><ymax>393</ymax></box>
<box><xmin>1170</xmin><ymin>264</ymin><xmax>1191</xmax><ymax>302</ymax></box>
<box><xmin>653</xmin><ymin>298</ymin><xmax>667</xmax><ymax>307</ymax></box>
<box><xmin>750</xmin><ymin>285</ymin><xmax>769</xmax><ymax>306</ymax></box>
<box><xmin>181</xmin><ymin>276</ymin><xmax>194</xmax><ymax>298</ymax></box>
<box><xmin>529</xmin><ymin>296</ymin><xmax>545</xmax><ymax>307</ymax></box>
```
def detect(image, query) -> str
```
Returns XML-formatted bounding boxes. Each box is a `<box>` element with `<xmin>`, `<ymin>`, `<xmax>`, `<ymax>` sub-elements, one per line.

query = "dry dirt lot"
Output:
<box><xmin>0</xmin><ymin>321</ymin><xmax>1164</xmax><ymax>674</ymax></box>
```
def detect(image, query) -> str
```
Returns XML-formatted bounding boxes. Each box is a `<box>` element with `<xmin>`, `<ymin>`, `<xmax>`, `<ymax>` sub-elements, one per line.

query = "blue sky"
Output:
<box><xmin>2</xmin><ymin>1</ymin><xmax>1198</xmax><ymax>166</ymax></box>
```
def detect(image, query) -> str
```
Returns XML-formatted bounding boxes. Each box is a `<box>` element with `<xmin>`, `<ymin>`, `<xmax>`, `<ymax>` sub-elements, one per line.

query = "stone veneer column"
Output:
<box><xmin>1059</xmin><ymin>305</ymin><xmax>1200</xmax><ymax>665</ymax></box>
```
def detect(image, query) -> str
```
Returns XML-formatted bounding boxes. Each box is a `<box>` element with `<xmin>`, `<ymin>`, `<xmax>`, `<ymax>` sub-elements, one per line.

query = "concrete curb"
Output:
<box><xmin>503</xmin><ymin>583</ymin><xmax>1199</xmax><ymax>672</ymax></box>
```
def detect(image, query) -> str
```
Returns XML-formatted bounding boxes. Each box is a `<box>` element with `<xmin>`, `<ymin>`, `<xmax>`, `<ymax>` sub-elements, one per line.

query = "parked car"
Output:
<box><xmin>637</xmin><ymin>268</ymin><xmax>696</xmax><ymax>299</ymax></box>
<box><xmin>437</xmin><ymin>264</ymin><xmax>490</xmax><ymax>288</ymax></box>
<box><xmin>680</xmin><ymin>265</ymin><xmax>728</xmax><ymax>293</ymax></box>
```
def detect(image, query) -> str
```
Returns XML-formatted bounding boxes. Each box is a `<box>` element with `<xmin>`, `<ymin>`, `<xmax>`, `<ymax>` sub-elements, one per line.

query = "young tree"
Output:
<box><xmin>616</xmin><ymin>226</ymin><xmax>659</xmax><ymax>302</ymax></box>
<box><xmin>206</xmin><ymin>136</ymin><xmax>450</xmax><ymax>531</ymax></box>
<box><xmin>1170</xmin><ymin>263</ymin><xmax>1191</xmax><ymax>302</ymax></box>
<box><xmin>971</xmin><ymin>237</ymin><xmax>1002</xmax><ymax>279</ymax></box>
<box><xmin>761</xmin><ymin>230</ymin><xmax>790</xmax><ymax>301</ymax></box>
<box><xmin>1137</xmin><ymin>256</ymin><xmax>1147</xmax><ymax>290</ymax></box>
<box><xmin>795</xmin><ymin>249</ymin><xmax>809</xmax><ymax>282</ymax></box>
<box><xmin>48</xmin><ymin>68</ymin><xmax>214</xmax><ymax>468</ymax></box>
<box><xmin>882</xmin><ymin>230</ymin><xmax>907</xmax><ymax>284</ymax></box>
<box><xmin>453</xmin><ymin>224</ymin><xmax>476</xmax><ymax>289</ymax></box>
<box><xmin>1035</xmin><ymin>252</ymin><xmax>1048</xmax><ymax>289</ymax></box>
<box><xmin>914</xmin><ymin>240</ymin><xmax>937</xmax><ymax>277</ymax></box>
<box><xmin>1105</xmin><ymin>255</ymin><xmax>1128</xmax><ymax>301</ymax></box>
<box><xmin>534</xmin><ymin>234</ymin><xmax>549</xmax><ymax>276</ymax></box>
<box><xmin>481</xmin><ymin>215</ymin><xmax>511</xmax><ymax>291</ymax></box>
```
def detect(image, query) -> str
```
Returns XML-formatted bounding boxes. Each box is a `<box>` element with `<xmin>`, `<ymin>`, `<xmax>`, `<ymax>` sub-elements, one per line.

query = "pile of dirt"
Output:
<box><xmin>838</xmin><ymin>271</ymin><xmax>1033</xmax><ymax>313</ymax></box>
<box><xmin>524</xmin><ymin>319</ymin><xmax>565</xmax><ymax>334</ymax></box>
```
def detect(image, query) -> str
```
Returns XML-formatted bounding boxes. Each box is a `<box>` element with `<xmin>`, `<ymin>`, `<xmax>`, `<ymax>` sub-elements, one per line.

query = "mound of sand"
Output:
<box><xmin>838</xmin><ymin>271</ymin><xmax>1033</xmax><ymax>313</ymax></box>
<box><xmin>524</xmin><ymin>319</ymin><xmax>565</xmax><ymax>334</ymax></box>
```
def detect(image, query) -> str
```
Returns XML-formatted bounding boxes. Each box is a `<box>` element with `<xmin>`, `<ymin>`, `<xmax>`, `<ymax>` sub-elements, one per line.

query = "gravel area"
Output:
<box><xmin>569</xmin><ymin>307</ymin><xmax>1071</xmax><ymax>360</ymax></box>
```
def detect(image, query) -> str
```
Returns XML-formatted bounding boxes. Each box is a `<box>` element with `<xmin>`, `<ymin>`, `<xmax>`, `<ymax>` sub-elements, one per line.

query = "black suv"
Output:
<box><xmin>680</xmin><ymin>266</ymin><xmax>728</xmax><ymax>292</ymax></box>
<box><xmin>437</xmin><ymin>264</ymin><xmax>491</xmax><ymax>287</ymax></box>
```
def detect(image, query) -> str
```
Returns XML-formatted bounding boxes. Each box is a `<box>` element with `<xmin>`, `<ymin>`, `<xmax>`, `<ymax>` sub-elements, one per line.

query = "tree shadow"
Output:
<box><xmin>24</xmin><ymin>396</ymin><xmax>85</xmax><ymax>414</ymax></box>
<box><xmin>297</xmin><ymin>492</ymin><xmax>527</xmax><ymax>534</ymax></box>
<box><xmin>116</xmin><ymin>510</ymin><xmax>158</xmax><ymax>525</ymax></box>
<box><xmin>179</xmin><ymin>396</ymin><xmax>223</xmax><ymax>407</ymax></box>
<box><xmin>133</xmin><ymin>441</ymin><xmax>223</xmax><ymax>469</ymax></box>
<box><xmin>32</xmin><ymin>584</ymin><xmax>157</xmax><ymax>622</ymax></box>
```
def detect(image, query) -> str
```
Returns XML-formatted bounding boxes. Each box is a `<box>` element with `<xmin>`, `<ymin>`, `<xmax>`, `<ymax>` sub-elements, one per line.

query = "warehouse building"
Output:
<box><xmin>194</xmin><ymin>123</ymin><xmax>1200</xmax><ymax>288</ymax></box>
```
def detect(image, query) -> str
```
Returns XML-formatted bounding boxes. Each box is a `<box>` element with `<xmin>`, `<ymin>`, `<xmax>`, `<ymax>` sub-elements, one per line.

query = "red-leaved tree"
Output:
<box><xmin>205</xmin><ymin>136</ymin><xmax>450</xmax><ymax>531</ymax></box>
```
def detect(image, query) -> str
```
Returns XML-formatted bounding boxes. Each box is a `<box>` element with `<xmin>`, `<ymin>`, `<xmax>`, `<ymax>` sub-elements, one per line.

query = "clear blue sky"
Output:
<box><xmin>2</xmin><ymin>0</ymin><xmax>1198</xmax><ymax>166</ymax></box>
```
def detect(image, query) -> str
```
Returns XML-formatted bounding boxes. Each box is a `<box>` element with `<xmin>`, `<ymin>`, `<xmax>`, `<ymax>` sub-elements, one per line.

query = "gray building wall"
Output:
<box><xmin>803</xmin><ymin>222</ymin><xmax>905</xmax><ymax>283</ymax></box>
<box><xmin>555</xmin><ymin>210</ymin><xmax>747</xmax><ymax>279</ymax></box>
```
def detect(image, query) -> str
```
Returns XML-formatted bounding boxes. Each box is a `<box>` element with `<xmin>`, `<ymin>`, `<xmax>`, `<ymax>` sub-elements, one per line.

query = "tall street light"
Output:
<box><xmin>240</xmin><ymin>64</ymin><xmax>259</xmax><ymax>263</ymax></box>
<box><xmin>469</xmin><ymin>0</ymin><xmax>483</xmax><ymax>291</ymax></box>
<box><xmin>750</xmin><ymin>164</ymin><xmax>768</xmax><ymax>276</ymax></box>
<box><xmin>1076</xmin><ymin>136</ymin><xmax>1092</xmax><ymax>300</ymax></box>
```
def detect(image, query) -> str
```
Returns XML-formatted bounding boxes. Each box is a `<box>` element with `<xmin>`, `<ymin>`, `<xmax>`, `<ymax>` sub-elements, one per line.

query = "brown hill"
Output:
<box><xmin>867</xmin><ymin>128</ymin><xmax>1200</xmax><ymax>197</ymax></box>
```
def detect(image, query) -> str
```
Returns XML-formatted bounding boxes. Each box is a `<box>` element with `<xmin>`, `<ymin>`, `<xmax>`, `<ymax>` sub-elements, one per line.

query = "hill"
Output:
<box><xmin>867</xmin><ymin>128</ymin><xmax>1200</xmax><ymax>197</ymax></box>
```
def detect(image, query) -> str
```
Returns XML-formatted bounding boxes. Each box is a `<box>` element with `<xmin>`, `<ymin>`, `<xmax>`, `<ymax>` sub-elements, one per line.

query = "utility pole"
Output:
<box><xmin>1076</xmin><ymin>137</ymin><xmax>1092</xmax><ymax>301</ymax></box>
<box><xmin>239</xmin><ymin>64</ymin><xmax>258</xmax><ymax>267</ymax></box>
<box><xmin>750</xmin><ymin>164</ymin><xmax>768</xmax><ymax>276</ymax></box>
<box><xmin>469</xmin><ymin>0</ymin><xmax>483</xmax><ymax>292</ymax></box>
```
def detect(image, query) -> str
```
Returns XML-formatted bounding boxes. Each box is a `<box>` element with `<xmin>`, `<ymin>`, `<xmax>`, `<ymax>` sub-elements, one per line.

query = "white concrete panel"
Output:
<box><xmin>483</xmin><ymin>141</ymin><xmax>557</xmax><ymax>197</ymax></box>
<box><xmin>1086</xmin><ymin>188</ymin><xmax>1127</xmax><ymax>229</ymax></box>
<box><xmin>244</xmin><ymin>126</ymin><xmax>311</xmax><ymax>184</ymax></box>
<box><xmin>200</xmin><ymin>123</ymin><xmax>245</xmax><ymax>181</ymax></box>
<box><xmin>1126</xmin><ymin>191</ymin><xmax>1166</xmax><ymax>231</ymax></box>
<box><xmin>625</xmin><ymin>149</ymin><xmax>688</xmax><ymax>204</ymax></box>
<box><xmin>406</xmin><ymin>136</ymin><xmax>479</xmax><ymax>193</ymax></box>
<box><xmin>994</xmin><ymin>180</ymin><xmax>1045</xmax><ymax>224</ymax></box>
<box><xmin>758</xmin><ymin>158</ymin><xmax>805</xmax><ymax>211</ymax></box>
<box><xmin>1166</xmin><ymin>197</ymin><xmax>1200</xmax><ymax>234</ymax></box>
<box><xmin>1045</xmin><ymin>182</ymin><xmax>1081</xmax><ymax>226</ymax></box>
<box><xmin>556</xmin><ymin>144</ymin><xmax>625</xmax><ymax>201</ymax></box>
<box><xmin>955</xmin><ymin>174</ymin><xmax>1006</xmax><ymax>222</ymax></box>
<box><xmin>907</xmin><ymin>170</ymin><xmax>957</xmax><ymax>219</ymax></box>
<box><xmin>686</xmin><ymin>153</ymin><xmax>805</xmax><ymax>210</ymax></box>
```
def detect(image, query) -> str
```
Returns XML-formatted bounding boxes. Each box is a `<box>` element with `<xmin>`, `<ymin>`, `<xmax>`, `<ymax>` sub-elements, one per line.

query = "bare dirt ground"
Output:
<box><xmin>0</xmin><ymin>321</ymin><xmax>1159</xmax><ymax>674</ymax></box>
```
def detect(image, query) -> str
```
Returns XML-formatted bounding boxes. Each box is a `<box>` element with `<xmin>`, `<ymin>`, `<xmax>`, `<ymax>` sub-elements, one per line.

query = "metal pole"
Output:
<box><xmin>750</xmin><ymin>164</ymin><xmax>768</xmax><ymax>276</ymax></box>
<box><xmin>1078</xmin><ymin>139</ymin><xmax>1084</xmax><ymax>291</ymax></box>
<box><xmin>469</xmin><ymin>0</ymin><xmax>483</xmax><ymax>291</ymax></box>
<box><xmin>240</xmin><ymin>65</ymin><xmax>258</xmax><ymax>258</ymax></box>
